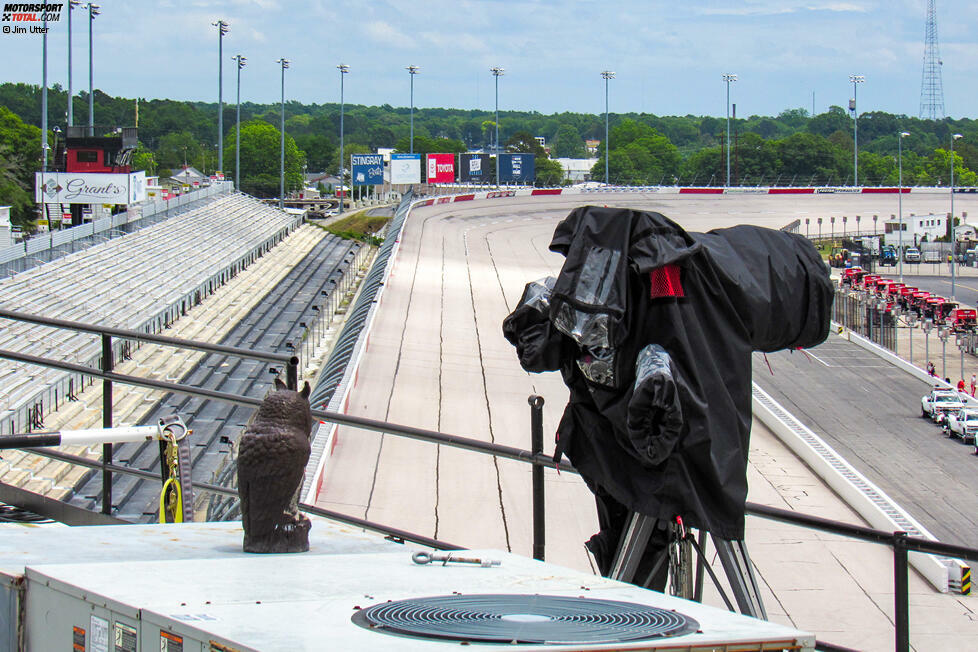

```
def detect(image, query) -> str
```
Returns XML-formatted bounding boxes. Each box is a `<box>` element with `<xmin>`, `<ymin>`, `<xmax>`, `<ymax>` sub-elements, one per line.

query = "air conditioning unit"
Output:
<box><xmin>10</xmin><ymin>522</ymin><xmax>814</xmax><ymax>651</ymax></box>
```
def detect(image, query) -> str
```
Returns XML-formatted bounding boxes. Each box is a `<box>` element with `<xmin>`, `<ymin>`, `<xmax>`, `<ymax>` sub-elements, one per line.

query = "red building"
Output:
<box><xmin>55</xmin><ymin>126</ymin><xmax>137</xmax><ymax>174</ymax></box>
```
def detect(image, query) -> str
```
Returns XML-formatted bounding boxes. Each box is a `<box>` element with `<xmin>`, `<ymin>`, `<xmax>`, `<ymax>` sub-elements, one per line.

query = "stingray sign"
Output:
<box><xmin>351</xmin><ymin>154</ymin><xmax>384</xmax><ymax>186</ymax></box>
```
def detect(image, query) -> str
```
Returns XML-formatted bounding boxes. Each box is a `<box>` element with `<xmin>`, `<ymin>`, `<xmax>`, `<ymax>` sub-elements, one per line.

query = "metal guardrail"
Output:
<box><xmin>1</xmin><ymin>326</ymin><xmax>974</xmax><ymax>651</ymax></box>
<box><xmin>2</xmin><ymin>258</ymin><xmax>976</xmax><ymax>649</ymax></box>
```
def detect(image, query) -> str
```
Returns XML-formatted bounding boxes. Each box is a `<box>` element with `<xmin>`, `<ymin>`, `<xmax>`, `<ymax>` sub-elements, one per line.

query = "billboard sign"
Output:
<box><xmin>35</xmin><ymin>171</ymin><xmax>147</xmax><ymax>205</ymax></box>
<box><xmin>390</xmin><ymin>153</ymin><xmax>421</xmax><ymax>184</ymax></box>
<box><xmin>498</xmin><ymin>154</ymin><xmax>535</xmax><ymax>184</ymax></box>
<box><xmin>459</xmin><ymin>153</ymin><xmax>492</xmax><ymax>183</ymax></box>
<box><xmin>350</xmin><ymin>154</ymin><xmax>384</xmax><ymax>186</ymax></box>
<box><xmin>426</xmin><ymin>153</ymin><xmax>456</xmax><ymax>184</ymax></box>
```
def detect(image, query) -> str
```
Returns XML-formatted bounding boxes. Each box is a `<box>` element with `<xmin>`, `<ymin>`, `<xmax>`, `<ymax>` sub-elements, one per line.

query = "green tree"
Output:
<box><xmin>225</xmin><ymin>120</ymin><xmax>305</xmax><ymax>197</ymax></box>
<box><xmin>551</xmin><ymin>124</ymin><xmax>585</xmax><ymax>158</ymax></box>
<box><xmin>0</xmin><ymin>106</ymin><xmax>42</xmax><ymax>229</ymax></box>
<box><xmin>131</xmin><ymin>144</ymin><xmax>157</xmax><ymax>175</ymax></box>
<box><xmin>592</xmin><ymin>119</ymin><xmax>680</xmax><ymax>184</ymax></box>
<box><xmin>156</xmin><ymin>131</ymin><xmax>202</xmax><ymax>171</ymax></box>
<box><xmin>534</xmin><ymin>157</ymin><xmax>565</xmax><ymax>187</ymax></box>
<box><xmin>505</xmin><ymin>131</ymin><xmax>546</xmax><ymax>157</ymax></box>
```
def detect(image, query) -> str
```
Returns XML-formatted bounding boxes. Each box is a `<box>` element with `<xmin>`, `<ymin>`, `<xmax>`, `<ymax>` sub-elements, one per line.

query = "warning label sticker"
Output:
<box><xmin>113</xmin><ymin>621</ymin><xmax>137</xmax><ymax>652</ymax></box>
<box><xmin>72</xmin><ymin>625</ymin><xmax>85</xmax><ymax>652</ymax></box>
<box><xmin>161</xmin><ymin>630</ymin><xmax>184</xmax><ymax>652</ymax></box>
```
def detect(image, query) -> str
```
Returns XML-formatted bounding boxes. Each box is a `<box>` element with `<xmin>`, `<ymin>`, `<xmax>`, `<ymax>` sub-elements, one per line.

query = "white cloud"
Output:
<box><xmin>363</xmin><ymin>21</ymin><xmax>413</xmax><ymax>48</ymax></box>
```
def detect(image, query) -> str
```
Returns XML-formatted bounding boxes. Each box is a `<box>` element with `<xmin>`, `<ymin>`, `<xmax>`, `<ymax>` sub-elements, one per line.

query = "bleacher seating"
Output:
<box><xmin>0</xmin><ymin>192</ymin><xmax>301</xmax><ymax>435</ymax></box>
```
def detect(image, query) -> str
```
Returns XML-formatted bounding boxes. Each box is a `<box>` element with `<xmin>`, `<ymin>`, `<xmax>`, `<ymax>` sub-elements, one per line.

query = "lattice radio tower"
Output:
<box><xmin>919</xmin><ymin>0</ymin><xmax>945</xmax><ymax>120</ymax></box>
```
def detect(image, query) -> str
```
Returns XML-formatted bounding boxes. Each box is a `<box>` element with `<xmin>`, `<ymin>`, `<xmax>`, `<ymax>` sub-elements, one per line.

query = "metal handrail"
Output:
<box><xmin>0</xmin><ymin>318</ymin><xmax>969</xmax><ymax>651</ymax></box>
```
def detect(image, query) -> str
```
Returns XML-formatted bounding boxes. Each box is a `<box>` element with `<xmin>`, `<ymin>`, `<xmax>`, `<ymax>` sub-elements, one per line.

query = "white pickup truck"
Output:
<box><xmin>943</xmin><ymin>408</ymin><xmax>978</xmax><ymax>442</ymax></box>
<box><xmin>921</xmin><ymin>388</ymin><xmax>965</xmax><ymax>422</ymax></box>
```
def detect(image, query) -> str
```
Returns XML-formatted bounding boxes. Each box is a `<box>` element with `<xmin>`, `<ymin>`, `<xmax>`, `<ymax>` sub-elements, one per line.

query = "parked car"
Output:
<box><xmin>921</xmin><ymin>388</ymin><xmax>965</xmax><ymax>421</ymax></box>
<box><xmin>943</xmin><ymin>408</ymin><xmax>978</xmax><ymax>442</ymax></box>
<box><xmin>904</xmin><ymin>247</ymin><xmax>921</xmax><ymax>263</ymax></box>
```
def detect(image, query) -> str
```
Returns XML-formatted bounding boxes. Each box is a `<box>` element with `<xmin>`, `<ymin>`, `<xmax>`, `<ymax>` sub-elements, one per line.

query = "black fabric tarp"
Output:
<box><xmin>503</xmin><ymin>206</ymin><xmax>833</xmax><ymax>541</ymax></box>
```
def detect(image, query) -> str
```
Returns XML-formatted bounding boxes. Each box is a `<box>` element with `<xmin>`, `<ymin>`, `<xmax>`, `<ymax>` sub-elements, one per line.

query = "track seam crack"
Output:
<box><xmin>464</xmin><ymin>227</ymin><xmax>512</xmax><ymax>552</ymax></box>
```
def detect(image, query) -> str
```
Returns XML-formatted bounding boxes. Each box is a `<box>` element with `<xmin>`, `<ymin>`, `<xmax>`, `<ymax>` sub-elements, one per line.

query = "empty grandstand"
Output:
<box><xmin>68</xmin><ymin>234</ymin><xmax>364</xmax><ymax>521</ymax></box>
<box><xmin>0</xmin><ymin>192</ymin><xmax>304</xmax><ymax>437</ymax></box>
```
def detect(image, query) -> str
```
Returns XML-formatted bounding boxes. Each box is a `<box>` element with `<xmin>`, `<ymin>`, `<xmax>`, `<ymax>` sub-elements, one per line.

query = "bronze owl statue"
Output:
<box><xmin>237</xmin><ymin>378</ymin><xmax>314</xmax><ymax>553</ymax></box>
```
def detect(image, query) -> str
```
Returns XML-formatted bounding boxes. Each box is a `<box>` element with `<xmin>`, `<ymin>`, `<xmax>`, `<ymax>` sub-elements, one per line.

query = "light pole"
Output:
<box><xmin>923</xmin><ymin>318</ymin><xmax>933</xmax><ymax>370</ymax></box>
<box><xmin>277</xmin><ymin>58</ymin><xmax>289</xmax><ymax>209</ymax></box>
<box><xmin>723</xmin><ymin>73</ymin><xmax>737</xmax><ymax>187</ymax></box>
<box><xmin>41</xmin><ymin>8</ymin><xmax>48</xmax><ymax>172</ymax></box>
<box><xmin>213</xmin><ymin>20</ymin><xmax>228</xmax><ymax>176</ymax></box>
<box><xmin>407</xmin><ymin>65</ymin><xmax>419</xmax><ymax>154</ymax></box>
<box><xmin>951</xmin><ymin>133</ymin><xmax>963</xmax><ymax>300</ymax></box>
<box><xmin>601</xmin><ymin>70</ymin><xmax>615</xmax><ymax>185</ymax></box>
<box><xmin>86</xmin><ymin>3</ymin><xmax>99</xmax><ymax>135</ymax></box>
<box><xmin>491</xmin><ymin>66</ymin><xmax>504</xmax><ymax>187</ymax></box>
<box><xmin>898</xmin><ymin>131</ymin><xmax>910</xmax><ymax>282</ymax></box>
<box><xmin>67</xmin><ymin>0</ymin><xmax>80</xmax><ymax>127</ymax></box>
<box><xmin>232</xmin><ymin>55</ymin><xmax>246</xmax><ymax>191</ymax></box>
<box><xmin>338</xmin><ymin>64</ymin><xmax>349</xmax><ymax>191</ymax></box>
<box><xmin>939</xmin><ymin>325</ymin><xmax>950</xmax><ymax>380</ymax></box>
<box><xmin>849</xmin><ymin>75</ymin><xmax>864</xmax><ymax>186</ymax></box>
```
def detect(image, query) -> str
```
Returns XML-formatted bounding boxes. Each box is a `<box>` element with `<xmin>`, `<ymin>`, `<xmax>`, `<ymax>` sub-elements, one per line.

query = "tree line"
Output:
<box><xmin>2</xmin><ymin>81</ymin><xmax>977</xmax><ymax>228</ymax></box>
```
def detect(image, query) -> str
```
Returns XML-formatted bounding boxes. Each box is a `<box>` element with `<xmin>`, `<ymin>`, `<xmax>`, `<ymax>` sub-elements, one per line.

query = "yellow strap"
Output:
<box><xmin>158</xmin><ymin>477</ymin><xmax>183</xmax><ymax>524</ymax></box>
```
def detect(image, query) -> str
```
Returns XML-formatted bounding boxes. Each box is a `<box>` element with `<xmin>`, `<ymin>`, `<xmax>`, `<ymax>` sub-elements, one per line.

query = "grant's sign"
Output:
<box><xmin>36</xmin><ymin>171</ymin><xmax>147</xmax><ymax>205</ymax></box>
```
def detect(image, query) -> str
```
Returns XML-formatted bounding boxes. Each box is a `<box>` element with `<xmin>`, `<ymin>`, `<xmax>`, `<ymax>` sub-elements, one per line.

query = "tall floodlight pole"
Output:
<box><xmin>232</xmin><ymin>55</ymin><xmax>246</xmax><ymax>191</ymax></box>
<box><xmin>277</xmin><ymin>58</ymin><xmax>289</xmax><ymax>209</ymax></box>
<box><xmin>951</xmin><ymin>133</ymin><xmax>963</xmax><ymax>300</ymax></box>
<box><xmin>213</xmin><ymin>20</ymin><xmax>228</xmax><ymax>175</ymax></box>
<box><xmin>899</xmin><ymin>131</ymin><xmax>910</xmax><ymax>282</ymax></box>
<box><xmin>67</xmin><ymin>1</ymin><xmax>80</xmax><ymax>126</ymax></box>
<box><xmin>407</xmin><ymin>65</ymin><xmax>419</xmax><ymax>154</ymax></box>
<box><xmin>491</xmin><ymin>67</ymin><xmax>504</xmax><ymax>186</ymax></box>
<box><xmin>723</xmin><ymin>73</ymin><xmax>737</xmax><ymax>187</ymax></box>
<box><xmin>849</xmin><ymin>75</ymin><xmax>864</xmax><ymax>186</ymax></box>
<box><xmin>86</xmin><ymin>3</ymin><xmax>99</xmax><ymax>135</ymax></box>
<box><xmin>601</xmin><ymin>71</ymin><xmax>615</xmax><ymax>185</ymax></box>
<box><xmin>338</xmin><ymin>64</ymin><xmax>349</xmax><ymax>190</ymax></box>
<box><xmin>41</xmin><ymin>10</ymin><xmax>48</xmax><ymax>173</ymax></box>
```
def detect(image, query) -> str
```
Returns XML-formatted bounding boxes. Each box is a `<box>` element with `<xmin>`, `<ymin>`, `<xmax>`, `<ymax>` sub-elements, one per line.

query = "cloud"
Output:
<box><xmin>363</xmin><ymin>21</ymin><xmax>413</xmax><ymax>48</ymax></box>
<box><xmin>694</xmin><ymin>0</ymin><xmax>871</xmax><ymax>16</ymax></box>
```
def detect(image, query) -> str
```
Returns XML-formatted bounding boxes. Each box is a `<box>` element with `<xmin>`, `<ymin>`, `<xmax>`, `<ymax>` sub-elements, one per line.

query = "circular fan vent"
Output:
<box><xmin>352</xmin><ymin>593</ymin><xmax>699</xmax><ymax>644</ymax></box>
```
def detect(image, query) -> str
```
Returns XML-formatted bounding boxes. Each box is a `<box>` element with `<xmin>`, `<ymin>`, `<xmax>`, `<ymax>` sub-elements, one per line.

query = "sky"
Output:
<box><xmin>1</xmin><ymin>0</ymin><xmax>976</xmax><ymax>120</ymax></box>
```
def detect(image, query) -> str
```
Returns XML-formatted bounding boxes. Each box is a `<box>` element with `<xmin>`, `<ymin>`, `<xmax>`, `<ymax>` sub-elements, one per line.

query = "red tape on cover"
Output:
<box><xmin>650</xmin><ymin>265</ymin><xmax>683</xmax><ymax>298</ymax></box>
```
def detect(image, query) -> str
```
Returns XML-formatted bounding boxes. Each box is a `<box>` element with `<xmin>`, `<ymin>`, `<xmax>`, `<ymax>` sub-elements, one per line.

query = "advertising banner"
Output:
<box><xmin>36</xmin><ymin>171</ymin><xmax>147</xmax><ymax>205</ymax></box>
<box><xmin>458</xmin><ymin>153</ymin><xmax>492</xmax><ymax>183</ymax></box>
<box><xmin>390</xmin><ymin>153</ymin><xmax>421</xmax><ymax>184</ymax></box>
<box><xmin>426</xmin><ymin>153</ymin><xmax>456</xmax><ymax>184</ymax></box>
<box><xmin>350</xmin><ymin>154</ymin><xmax>384</xmax><ymax>186</ymax></box>
<box><xmin>498</xmin><ymin>154</ymin><xmax>535</xmax><ymax>183</ymax></box>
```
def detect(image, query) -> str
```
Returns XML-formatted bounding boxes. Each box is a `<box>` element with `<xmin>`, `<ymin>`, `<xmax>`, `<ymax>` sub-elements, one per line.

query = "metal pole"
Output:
<box><xmin>68</xmin><ymin>1</ymin><xmax>78</xmax><ymax>127</ymax></box>
<box><xmin>101</xmin><ymin>333</ymin><xmax>113</xmax><ymax>515</ymax></box>
<box><xmin>943</xmin><ymin>338</ymin><xmax>947</xmax><ymax>379</ymax></box>
<box><xmin>850</xmin><ymin>75</ymin><xmax>864</xmax><ymax>186</ymax></box>
<box><xmin>899</xmin><ymin>132</ymin><xmax>908</xmax><ymax>283</ymax></box>
<box><xmin>338</xmin><ymin>64</ymin><xmax>348</xmax><ymax>189</ymax></box>
<box><xmin>529</xmin><ymin>395</ymin><xmax>545</xmax><ymax>561</ymax></box>
<box><xmin>41</xmin><ymin>10</ymin><xmax>48</xmax><ymax>173</ymax></box>
<box><xmin>234</xmin><ymin>55</ymin><xmax>245</xmax><ymax>191</ymax></box>
<box><xmin>214</xmin><ymin>21</ymin><xmax>228</xmax><ymax>176</ymax></box>
<box><xmin>723</xmin><ymin>74</ymin><xmax>737</xmax><ymax>186</ymax></box>
<box><xmin>951</xmin><ymin>134</ymin><xmax>962</xmax><ymax>300</ymax></box>
<box><xmin>279</xmin><ymin>59</ymin><xmax>287</xmax><ymax>209</ymax></box>
<box><xmin>602</xmin><ymin>71</ymin><xmax>614</xmax><ymax>185</ymax></box>
<box><xmin>491</xmin><ymin>67</ymin><xmax>504</xmax><ymax>187</ymax></box>
<box><xmin>894</xmin><ymin>531</ymin><xmax>910</xmax><ymax>652</ymax></box>
<box><xmin>88</xmin><ymin>4</ymin><xmax>98</xmax><ymax>134</ymax></box>
<box><xmin>407</xmin><ymin>65</ymin><xmax>418</xmax><ymax>154</ymax></box>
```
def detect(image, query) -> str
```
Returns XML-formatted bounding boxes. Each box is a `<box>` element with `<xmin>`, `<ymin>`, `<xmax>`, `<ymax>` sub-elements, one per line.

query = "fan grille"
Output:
<box><xmin>352</xmin><ymin>593</ymin><xmax>699</xmax><ymax>644</ymax></box>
